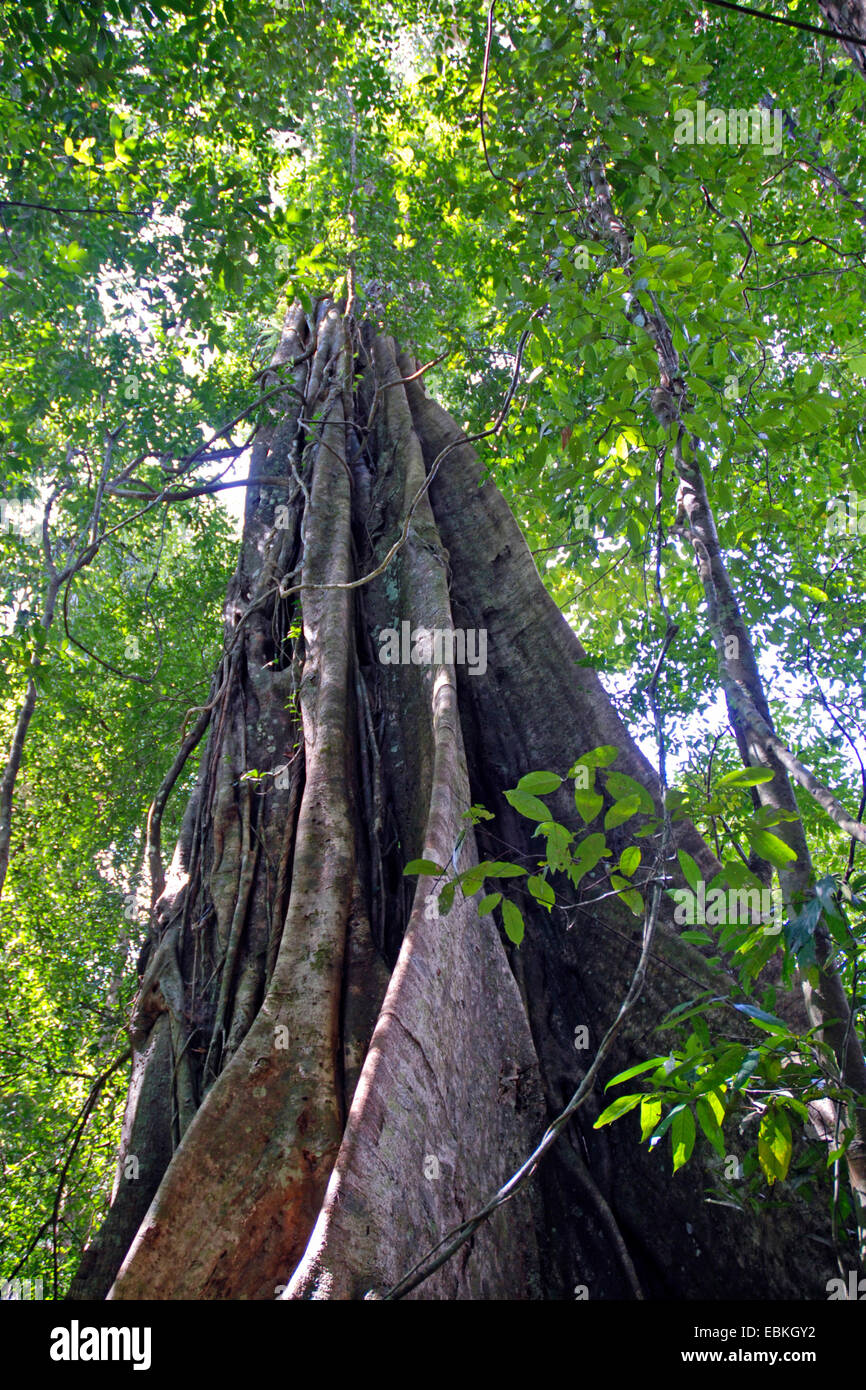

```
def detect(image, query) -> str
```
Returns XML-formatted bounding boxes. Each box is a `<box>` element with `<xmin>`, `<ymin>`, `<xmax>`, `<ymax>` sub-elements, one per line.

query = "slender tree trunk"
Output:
<box><xmin>819</xmin><ymin>0</ymin><xmax>866</xmax><ymax>79</ymax></box>
<box><xmin>70</xmin><ymin>299</ymin><xmax>846</xmax><ymax>1301</ymax></box>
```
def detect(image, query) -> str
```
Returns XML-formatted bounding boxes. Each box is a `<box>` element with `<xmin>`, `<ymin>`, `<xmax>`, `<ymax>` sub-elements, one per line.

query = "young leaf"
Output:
<box><xmin>593</xmin><ymin>1093</ymin><xmax>645</xmax><ymax>1127</ymax></box>
<box><xmin>605</xmin><ymin>1057</ymin><xmax>667</xmax><ymax>1089</ymax></box>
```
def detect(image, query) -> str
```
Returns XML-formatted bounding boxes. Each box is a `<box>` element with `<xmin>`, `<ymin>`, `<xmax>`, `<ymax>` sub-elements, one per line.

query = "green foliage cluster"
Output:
<box><xmin>408</xmin><ymin>741</ymin><xmax>866</xmax><ymax>1226</ymax></box>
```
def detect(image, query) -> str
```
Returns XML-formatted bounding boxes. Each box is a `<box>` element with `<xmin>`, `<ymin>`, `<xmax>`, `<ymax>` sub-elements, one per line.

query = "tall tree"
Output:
<box><xmin>70</xmin><ymin>299</ymin><xmax>842</xmax><ymax>1300</ymax></box>
<box><xmin>3</xmin><ymin>0</ymin><xmax>866</xmax><ymax>1300</ymax></box>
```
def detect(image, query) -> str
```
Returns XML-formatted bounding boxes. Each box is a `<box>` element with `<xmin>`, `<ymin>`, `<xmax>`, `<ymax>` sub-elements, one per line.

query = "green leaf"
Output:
<box><xmin>732</xmin><ymin>1048</ymin><xmax>762</xmax><ymax>1090</ymax></box>
<box><xmin>478</xmin><ymin>892</ymin><xmax>502</xmax><ymax>914</ymax></box>
<box><xmin>758</xmin><ymin>1107</ymin><xmax>792</xmax><ymax>1184</ymax></box>
<box><xmin>619</xmin><ymin>846</ymin><xmax>641</xmax><ymax>877</ymax></box>
<box><xmin>774</xmin><ymin>1093</ymin><xmax>811</xmax><ymax>1122</ymax></box>
<box><xmin>648</xmin><ymin>1101</ymin><xmax>687</xmax><ymax>1143</ymax></box>
<box><xmin>716</xmin><ymin>767</ymin><xmax>775</xmax><ymax>788</ymax></box>
<box><xmin>527</xmin><ymin>874</ymin><xmax>555</xmax><ymax>909</ymax></box>
<box><xmin>476</xmin><ymin>860</ymin><xmax>527</xmax><ymax>878</ymax></box>
<box><xmin>573</xmin><ymin>831</ymin><xmax>608</xmax><ymax>866</ymax></box>
<box><xmin>657</xmin><ymin>994</ymin><xmax>722</xmax><ymax>1030</ymax></box>
<box><xmin>611</xmin><ymin>874</ymin><xmax>644</xmax><ymax>916</ymax></box>
<box><xmin>606</xmin><ymin>1057</ymin><xmax>667</xmax><ymax>1089</ymax></box>
<box><xmin>798</xmin><ymin>583</ymin><xmax>828</xmax><ymax>603</ymax></box>
<box><xmin>748</xmin><ymin>829</ymin><xmax>798</xmax><ymax>868</ymax></box>
<box><xmin>545</xmin><ymin>822</ymin><xmax>575</xmax><ymax>872</ymax></box>
<box><xmin>501</xmin><ymin>898</ymin><xmax>525</xmax><ymax>945</ymax></box>
<box><xmin>593</xmin><ymin>1093</ymin><xmax>645</xmax><ymax>1127</ymax></box>
<box><xmin>438</xmin><ymin>882</ymin><xmax>456</xmax><ymax>915</ymax></box>
<box><xmin>505</xmin><ymin>788</ymin><xmax>554</xmax><ymax>821</ymax></box>
<box><xmin>634</xmin><ymin>819</ymin><xmax>661</xmax><ymax>838</ymax></box>
<box><xmin>604</xmin><ymin>771</ymin><xmax>654</xmax><ymax>813</ymax></box>
<box><xmin>517</xmin><ymin>770</ymin><xmax>562</xmax><ymax>795</ymax></box>
<box><xmin>570</xmin><ymin>746</ymin><xmax>619</xmax><ymax>774</ymax></box>
<box><xmin>784</xmin><ymin>897</ymin><xmax>822</xmax><ymax>966</ymax></box>
<box><xmin>671</xmin><ymin>1104</ymin><xmax>696</xmax><ymax>1172</ymax></box>
<box><xmin>458</xmin><ymin>867</ymin><xmax>486</xmax><ymax>897</ymax></box>
<box><xmin>404</xmin><ymin>859</ymin><xmax>445</xmax><ymax>876</ymax></box>
<box><xmin>574</xmin><ymin>787</ymin><xmax>604</xmax><ymax>823</ymax></box>
<box><xmin>677</xmin><ymin>848</ymin><xmax>701</xmax><ymax>893</ymax></box>
<box><xmin>731</xmin><ymin>1002</ymin><xmax>786</xmax><ymax>1029</ymax></box>
<box><xmin>640</xmin><ymin>1096</ymin><xmax>662</xmax><ymax>1142</ymax></box>
<box><xmin>696</xmin><ymin>1096</ymin><xmax>726</xmax><ymax>1157</ymax></box>
<box><xmin>604</xmin><ymin>794</ymin><xmax>641</xmax><ymax>829</ymax></box>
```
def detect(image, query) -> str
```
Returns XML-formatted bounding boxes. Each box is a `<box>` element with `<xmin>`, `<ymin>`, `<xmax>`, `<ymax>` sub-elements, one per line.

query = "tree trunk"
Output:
<box><xmin>70</xmin><ymin>298</ymin><xmax>841</xmax><ymax>1302</ymax></box>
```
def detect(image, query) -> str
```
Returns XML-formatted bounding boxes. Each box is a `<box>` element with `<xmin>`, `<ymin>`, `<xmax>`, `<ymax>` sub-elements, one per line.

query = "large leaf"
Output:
<box><xmin>671</xmin><ymin>1105</ymin><xmax>696</xmax><ymax>1173</ymax></box>
<box><xmin>758</xmin><ymin>1108</ymin><xmax>792</xmax><ymax>1184</ymax></box>
<box><xmin>501</xmin><ymin>899</ymin><xmax>525</xmax><ymax>946</ymax></box>
<box><xmin>505</xmin><ymin>788</ymin><xmax>555</xmax><ymax>822</ymax></box>
<box><xmin>517</xmin><ymin>771</ymin><xmax>562</xmax><ymax>795</ymax></box>
<box><xmin>748</xmin><ymin>829</ymin><xmax>797</xmax><ymax>869</ymax></box>
<box><xmin>593</xmin><ymin>1093</ymin><xmax>645</xmax><ymax>1127</ymax></box>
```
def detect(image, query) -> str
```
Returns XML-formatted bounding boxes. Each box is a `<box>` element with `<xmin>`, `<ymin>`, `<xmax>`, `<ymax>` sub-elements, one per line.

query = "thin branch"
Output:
<box><xmin>700</xmin><ymin>0</ymin><xmax>866</xmax><ymax>46</ymax></box>
<box><xmin>721</xmin><ymin>676</ymin><xmax>866</xmax><ymax>846</ymax></box>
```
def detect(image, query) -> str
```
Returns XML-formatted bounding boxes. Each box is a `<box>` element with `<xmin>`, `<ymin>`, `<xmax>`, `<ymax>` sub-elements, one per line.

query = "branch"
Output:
<box><xmin>0</xmin><ymin>199</ymin><xmax>144</xmax><ymax>217</ymax></box>
<box><xmin>721</xmin><ymin>676</ymin><xmax>866</xmax><ymax>846</ymax></box>
<box><xmin>146</xmin><ymin>705</ymin><xmax>212</xmax><ymax>904</ymax></box>
<box><xmin>701</xmin><ymin>0</ymin><xmax>866</xmax><ymax>46</ymax></box>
